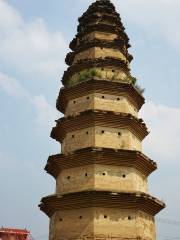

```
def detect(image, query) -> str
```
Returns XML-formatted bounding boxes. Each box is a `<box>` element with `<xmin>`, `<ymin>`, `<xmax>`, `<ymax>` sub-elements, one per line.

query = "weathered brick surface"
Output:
<box><xmin>65</xmin><ymin>94</ymin><xmax>138</xmax><ymax>117</ymax></box>
<box><xmin>56</xmin><ymin>165</ymin><xmax>148</xmax><ymax>194</ymax></box>
<box><xmin>73</xmin><ymin>47</ymin><xmax>127</xmax><ymax>65</ymax></box>
<box><xmin>85</xmin><ymin>31</ymin><xmax>118</xmax><ymax>42</ymax></box>
<box><xmin>49</xmin><ymin>208</ymin><xmax>155</xmax><ymax>240</ymax></box>
<box><xmin>61</xmin><ymin>127</ymin><xmax>142</xmax><ymax>154</ymax></box>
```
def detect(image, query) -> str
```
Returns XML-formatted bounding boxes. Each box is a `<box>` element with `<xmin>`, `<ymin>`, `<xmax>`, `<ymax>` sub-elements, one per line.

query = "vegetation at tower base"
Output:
<box><xmin>127</xmin><ymin>76</ymin><xmax>145</xmax><ymax>95</ymax></box>
<box><xmin>39</xmin><ymin>0</ymin><xmax>165</xmax><ymax>240</ymax></box>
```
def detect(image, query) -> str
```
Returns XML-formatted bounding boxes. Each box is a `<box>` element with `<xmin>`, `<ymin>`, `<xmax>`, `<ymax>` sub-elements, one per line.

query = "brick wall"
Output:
<box><xmin>56</xmin><ymin>165</ymin><xmax>148</xmax><ymax>194</ymax></box>
<box><xmin>49</xmin><ymin>208</ymin><xmax>155</xmax><ymax>240</ymax></box>
<box><xmin>65</xmin><ymin>94</ymin><xmax>138</xmax><ymax>117</ymax></box>
<box><xmin>61</xmin><ymin>127</ymin><xmax>142</xmax><ymax>154</ymax></box>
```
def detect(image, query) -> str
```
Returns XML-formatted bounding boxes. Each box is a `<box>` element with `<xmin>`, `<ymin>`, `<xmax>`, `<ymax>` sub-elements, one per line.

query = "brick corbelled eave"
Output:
<box><xmin>45</xmin><ymin>147</ymin><xmax>157</xmax><ymax>178</ymax></box>
<box><xmin>57</xmin><ymin>79</ymin><xmax>145</xmax><ymax>113</ymax></box>
<box><xmin>39</xmin><ymin>191</ymin><xmax>165</xmax><ymax>218</ymax></box>
<box><xmin>51</xmin><ymin>110</ymin><xmax>149</xmax><ymax>142</ymax></box>
<box><xmin>66</xmin><ymin>43</ymin><xmax>133</xmax><ymax>66</ymax></box>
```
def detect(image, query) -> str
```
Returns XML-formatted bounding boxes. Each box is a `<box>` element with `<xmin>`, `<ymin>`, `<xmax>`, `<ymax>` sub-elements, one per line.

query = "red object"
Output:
<box><xmin>0</xmin><ymin>228</ymin><xmax>31</xmax><ymax>240</ymax></box>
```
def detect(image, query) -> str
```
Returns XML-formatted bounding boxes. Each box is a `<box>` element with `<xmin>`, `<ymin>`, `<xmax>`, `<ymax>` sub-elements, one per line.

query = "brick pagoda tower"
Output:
<box><xmin>39</xmin><ymin>1</ymin><xmax>165</xmax><ymax>239</ymax></box>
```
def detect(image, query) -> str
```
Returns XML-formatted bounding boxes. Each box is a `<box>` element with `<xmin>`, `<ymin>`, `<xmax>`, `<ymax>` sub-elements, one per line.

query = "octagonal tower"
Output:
<box><xmin>39</xmin><ymin>1</ymin><xmax>165</xmax><ymax>240</ymax></box>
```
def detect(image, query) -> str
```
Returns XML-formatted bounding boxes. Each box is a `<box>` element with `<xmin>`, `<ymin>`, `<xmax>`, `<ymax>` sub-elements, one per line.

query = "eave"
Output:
<box><xmin>78</xmin><ymin>13</ymin><xmax>123</xmax><ymax>30</ymax></box>
<box><xmin>51</xmin><ymin>110</ymin><xmax>149</xmax><ymax>142</ymax></box>
<box><xmin>39</xmin><ymin>191</ymin><xmax>165</xmax><ymax>218</ymax></box>
<box><xmin>45</xmin><ymin>147</ymin><xmax>157</xmax><ymax>178</ymax></box>
<box><xmin>66</xmin><ymin>41</ymin><xmax>133</xmax><ymax>66</ymax></box>
<box><xmin>56</xmin><ymin>79</ymin><xmax>145</xmax><ymax>113</ymax></box>
<box><xmin>76</xmin><ymin>23</ymin><xmax>129</xmax><ymax>42</ymax></box>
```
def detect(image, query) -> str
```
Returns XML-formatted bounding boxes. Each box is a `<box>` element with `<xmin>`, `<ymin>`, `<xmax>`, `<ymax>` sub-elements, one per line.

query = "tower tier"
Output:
<box><xmin>57</xmin><ymin>80</ymin><xmax>144</xmax><ymax>115</ymax></box>
<box><xmin>46</xmin><ymin>148</ymin><xmax>157</xmax><ymax>178</ymax></box>
<box><xmin>45</xmin><ymin>148</ymin><xmax>157</xmax><ymax>195</ymax></box>
<box><xmin>66</xmin><ymin>45</ymin><xmax>132</xmax><ymax>67</ymax></box>
<box><xmin>62</xmin><ymin>58</ymin><xmax>130</xmax><ymax>87</ymax></box>
<box><xmin>51</xmin><ymin>111</ymin><xmax>148</xmax><ymax>154</ymax></box>
<box><xmin>39</xmin><ymin>191</ymin><xmax>165</xmax><ymax>240</ymax></box>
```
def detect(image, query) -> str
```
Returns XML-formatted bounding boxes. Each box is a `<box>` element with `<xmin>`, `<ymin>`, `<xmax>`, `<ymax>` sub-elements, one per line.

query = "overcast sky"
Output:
<box><xmin>0</xmin><ymin>0</ymin><xmax>180</xmax><ymax>240</ymax></box>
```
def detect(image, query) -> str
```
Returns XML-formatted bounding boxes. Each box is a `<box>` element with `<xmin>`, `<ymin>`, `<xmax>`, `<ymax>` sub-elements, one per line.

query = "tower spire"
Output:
<box><xmin>39</xmin><ymin>1</ymin><xmax>165</xmax><ymax>240</ymax></box>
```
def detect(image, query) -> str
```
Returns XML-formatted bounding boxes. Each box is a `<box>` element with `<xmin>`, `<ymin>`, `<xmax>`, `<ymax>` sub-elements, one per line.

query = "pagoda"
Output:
<box><xmin>39</xmin><ymin>0</ymin><xmax>165</xmax><ymax>239</ymax></box>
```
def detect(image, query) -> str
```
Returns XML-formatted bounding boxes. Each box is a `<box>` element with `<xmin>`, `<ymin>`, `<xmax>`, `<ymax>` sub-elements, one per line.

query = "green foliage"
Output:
<box><xmin>135</xmin><ymin>84</ymin><xmax>145</xmax><ymax>94</ymax></box>
<box><xmin>127</xmin><ymin>76</ymin><xmax>145</xmax><ymax>95</ymax></box>
<box><xmin>77</xmin><ymin>68</ymin><xmax>101</xmax><ymax>82</ymax></box>
<box><xmin>68</xmin><ymin>68</ymin><xmax>100</xmax><ymax>87</ymax></box>
<box><xmin>79</xmin><ymin>73</ymin><xmax>86</xmax><ymax>82</ymax></box>
<box><xmin>67</xmin><ymin>78</ymin><xmax>76</xmax><ymax>87</ymax></box>
<box><xmin>131</xmin><ymin>77</ymin><xmax>137</xmax><ymax>85</ymax></box>
<box><xmin>89</xmin><ymin>68</ymin><xmax>96</xmax><ymax>77</ymax></box>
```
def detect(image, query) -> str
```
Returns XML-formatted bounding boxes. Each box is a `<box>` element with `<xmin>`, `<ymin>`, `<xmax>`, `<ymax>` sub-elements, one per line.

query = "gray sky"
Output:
<box><xmin>0</xmin><ymin>0</ymin><xmax>180</xmax><ymax>240</ymax></box>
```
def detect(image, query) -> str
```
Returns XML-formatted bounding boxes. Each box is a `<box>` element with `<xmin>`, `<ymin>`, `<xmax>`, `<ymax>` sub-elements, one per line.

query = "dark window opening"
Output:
<box><xmin>104</xmin><ymin>215</ymin><xmax>107</xmax><ymax>218</ymax></box>
<box><xmin>101</xmin><ymin>130</ymin><xmax>105</xmax><ymax>134</ymax></box>
<box><xmin>87</xmin><ymin>96</ymin><xmax>90</xmax><ymax>100</ymax></box>
<box><xmin>102</xmin><ymin>96</ymin><xmax>105</xmax><ymax>99</ymax></box>
<box><xmin>79</xmin><ymin>216</ymin><xmax>83</xmax><ymax>219</ymax></box>
<box><xmin>128</xmin><ymin>216</ymin><xmax>131</xmax><ymax>220</ymax></box>
<box><xmin>86</xmin><ymin>131</ymin><xmax>89</xmax><ymax>135</ymax></box>
<box><xmin>102</xmin><ymin>172</ymin><xmax>106</xmax><ymax>176</ymax></box>
<box><xmin>122</xmin><ymin>174</ymin><xmax>126</xmax><ymax>178</ymax></box>
<box><xmin>85</xmin><ymin>173</ymin><xmax>88</xmax><ymax>177</ymax></box>
<box><xmin>59</xmin><ymin>218</ymin><xmax>63</xmax><ymax>222</ymax></box>
<box><xmin>67</xmin><ymin>176</ymin><xmax>71</xmax><ymax>180</ymax></box>
<box><xmin>118</xmin><ymin>132</ymin><xmax>122</xmax><ymax>136</ymax></box>
<box><xmin>73</xmin><ymin>101</ymin><xmax>76</xmax><ymax>104</ymax></box>
<box><xmin>72</xmin><ymin>135</ymin><xmax>75</xmax><ymax>138</ymax></box>
<box><xmin>112</xmin><ymin>70</ymin><xmax>115</xmax><ymax>72</ymax></box>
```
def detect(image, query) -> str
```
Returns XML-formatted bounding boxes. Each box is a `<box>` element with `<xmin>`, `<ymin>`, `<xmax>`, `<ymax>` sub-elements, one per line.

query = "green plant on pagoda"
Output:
<box><xmin>127</xmin><ymin>76</ymin><xmax>145</xmax><ymax>95</ymax></box>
